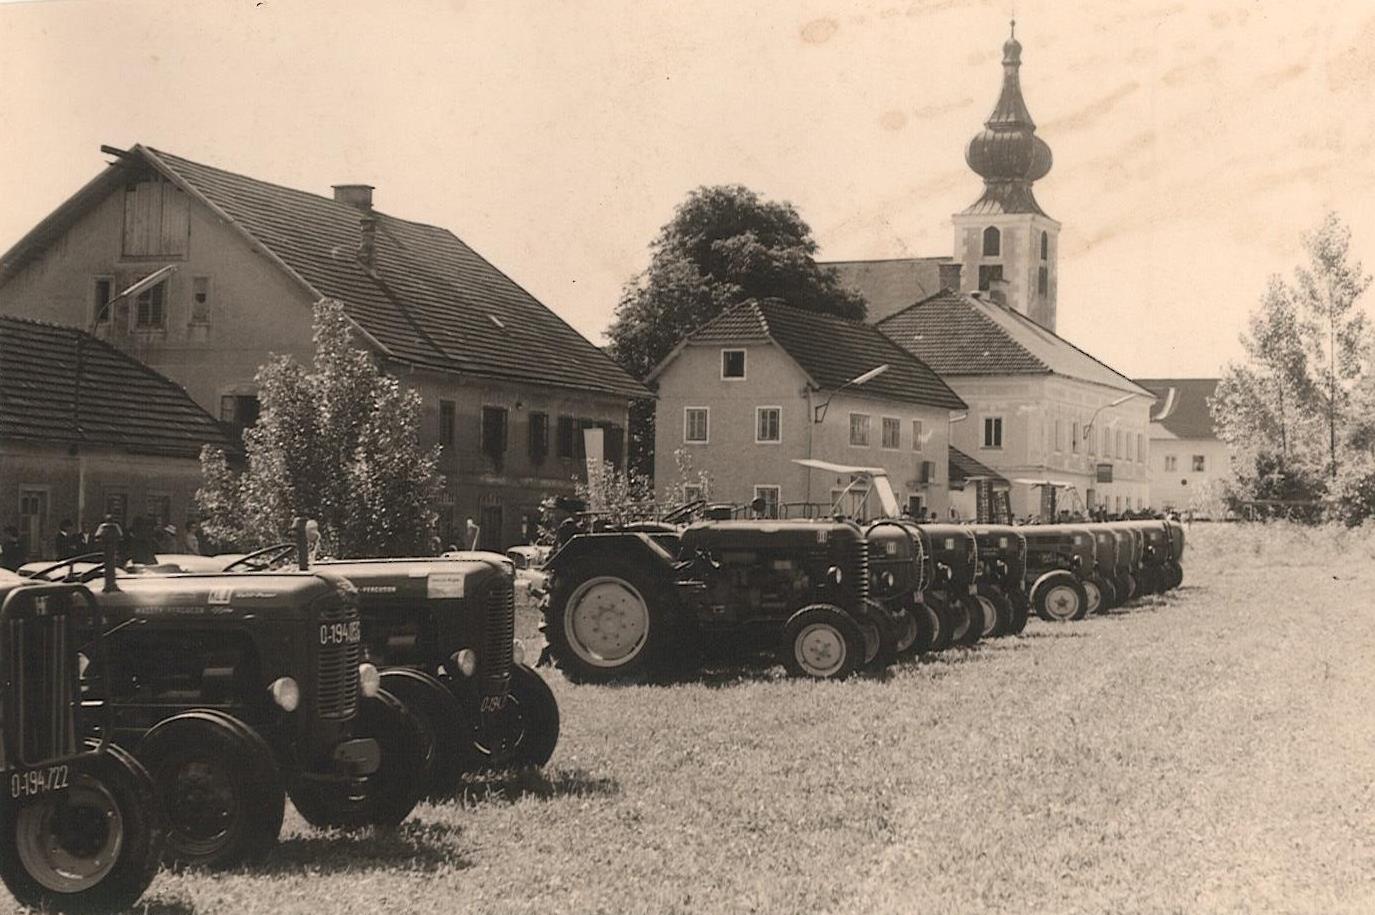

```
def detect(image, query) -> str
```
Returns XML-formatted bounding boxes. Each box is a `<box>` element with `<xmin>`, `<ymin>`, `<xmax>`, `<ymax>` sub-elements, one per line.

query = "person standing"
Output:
<box><xmin>55</xmin><ymin>518</ymin><xmax>80</xmax><ymax>559</ymax></box>
<box><xmin>184</xmin><ymin>520</ymin><xmax>202</xmax><ymax>556</ymax></box>
<box><xmin>1</xmin><ymin>526</ymin><xmax>25</xmax><ymax>572</ymax></box>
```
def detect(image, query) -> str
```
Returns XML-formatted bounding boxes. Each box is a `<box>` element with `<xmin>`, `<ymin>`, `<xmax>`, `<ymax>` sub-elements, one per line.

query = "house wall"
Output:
<box><xmin>0</xmin><ymin>440</ymin><xmax>205</xmax><ymax>562</ymax></box>
<box><xmin>946</xmin><ymin>374</ymin><xmax>1152</xmax><ymax>518</ymax></box>
<box><xmin>1147</xmin><ymin>433</ymin><xmax>1232</xmax><ymax>512</ymax></box>
<box><xmin>653</xmin><ymin>341</ymin><xmax>952</xmax><ymax>519</ymax></box>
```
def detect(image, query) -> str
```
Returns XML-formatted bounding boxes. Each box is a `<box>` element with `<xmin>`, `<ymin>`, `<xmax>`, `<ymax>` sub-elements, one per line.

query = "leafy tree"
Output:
<box><xmin>608</xmin><ymin>185</ymin><xmax>868</xmax><ymax>475</ymax></box>
<box><xmin>197</xmin><ymin>299</ymin><xmax>441</xmax><ymax>556</ymax></box>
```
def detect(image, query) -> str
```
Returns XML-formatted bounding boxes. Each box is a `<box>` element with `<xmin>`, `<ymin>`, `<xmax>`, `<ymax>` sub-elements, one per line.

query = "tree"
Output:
<box><xmin>197</xmin><ymin>300</ymin><xmax>441</xmax><ymax>556</ymax></box>
<box><xmin>608</xmin><ymin>185</ymin><xmax>868</xmax><ymax>475</ymax></box>
<box><xmin>1212</xmin><ymin>212</ymin><xmax>1373</xmax><ymax>518</ymax></box>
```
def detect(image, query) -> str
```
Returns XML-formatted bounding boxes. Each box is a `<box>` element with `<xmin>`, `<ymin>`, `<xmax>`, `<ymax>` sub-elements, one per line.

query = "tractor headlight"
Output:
<box><xmin>512</xmin><ymin>639</ymin><xmax>526</xmax><ymax>667</ymax></box>
<box><xmin>451</xmin><ymin>648</ymin><xmax>478</xmax><ymax>678</ymax></box>
<box><xmin>358</xmin><ymin>663</ymin><xmax>381</xmax><ymax>699</ymax></box>
<box><xmin>77</xmin><ymin>652</ymin><xmax>90</xmax><ymax>678</ymax></box>
<box><xmin>880</xmin><ymin>570</ymin><xmax>896</xmax><ymax>590</ymax></box>
<box><xmin>269</xmin><ymin>676</ymin><xmax>300</xmax><ymax>712</ymax></box>
<box><xmin>828</xmin><ymin>565</ymin><xmax>844</xmax><ymax>585</ymax></box>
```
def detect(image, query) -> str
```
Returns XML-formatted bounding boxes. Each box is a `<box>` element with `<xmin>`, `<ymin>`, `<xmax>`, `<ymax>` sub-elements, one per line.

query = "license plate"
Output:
<box><xmin>11</xmin><ymin>764</ymin><xmax>69</xmax><ymax>799</ymax></box>
<box><xmin>319</xmin><ymin>621</ymin><xmax>362</xmax><ymax>645</ymax></box>
<box><xmin>479</xmin><ymin>695</ymin><xmax>507</xmax><ymax>713</ymax></box>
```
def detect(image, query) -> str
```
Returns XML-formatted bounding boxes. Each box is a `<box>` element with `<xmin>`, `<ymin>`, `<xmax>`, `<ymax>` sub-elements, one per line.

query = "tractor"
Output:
<box><xmin>222</xmin><ymin>543</ymin><xmax>559</xmax><ymax>795</ymax></box>
<box><xmin>543</xmin><ymin>516</ymin><xmax>889</xmax><ymax>682</ymax></box>
<box><xmin>1019</xmin><ymin>525</ymin><xmax>1095</xmax><ymax>622</ymax></box>
<box><xmin>968</xmin><ymin>525</ymin><xmax>1030</xmax><ymax>635</ymax></box>
<box><xmin>28</xmin><ymin>521</ymin><xmax>427</xmax><ymax>869</ymax></box>
<box><xmin>0</xmin><ymin>573</ymin><xmax>164</xmax><ymax>913</ymax></box>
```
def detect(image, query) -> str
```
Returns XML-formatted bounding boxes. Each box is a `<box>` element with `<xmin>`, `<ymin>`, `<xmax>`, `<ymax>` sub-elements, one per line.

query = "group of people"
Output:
<box><xmin>0</xmin><ymin>516</ymin><xmax>208</xmax><ymax>572</ymax></box>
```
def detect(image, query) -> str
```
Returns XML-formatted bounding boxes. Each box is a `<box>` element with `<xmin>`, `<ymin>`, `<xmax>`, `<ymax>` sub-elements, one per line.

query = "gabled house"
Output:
<box><xmin>0</xmin><ymin>315</ymin><xmax>234</xmax><ymax>559</ymax></box>
<box><xmin>0</xmin><ymin>144</ymin><xmax>649</xmax><ymax>548</ymax></box>
<box><xmin>648</xmin><ymin>299</ymin><xmax>966</xmax><ymax>519</ymax></box>
<box><xmin>878</xmin><ymin>289</ymin><xmax>1152</xmax><ymax>518</ymax></box>
<box><xmin>1136</xmin><ymin>378</ymin><xmax>1231</xmax><ymax>512</ymax></box>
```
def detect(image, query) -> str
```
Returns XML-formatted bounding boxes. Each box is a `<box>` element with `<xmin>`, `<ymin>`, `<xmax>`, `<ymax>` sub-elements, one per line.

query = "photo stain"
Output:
<box><xmin>801</xmin><ymin>17</ymin><xmax>839</xmax><ymax>45</ymax></box>
<box><xmin>880</xmin><ymin>110</ymin><xmax>908</xmax><ymax>131</ymax></box>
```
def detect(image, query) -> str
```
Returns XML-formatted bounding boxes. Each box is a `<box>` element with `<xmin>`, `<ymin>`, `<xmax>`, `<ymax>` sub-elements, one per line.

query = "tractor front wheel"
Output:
<box><xmin>781</xmin><ymin>605</ymin><xmax>864</xmax><ymax>680</ymax></box>
<box><xmin>468</xmin><ymin>665</ymin><xmax>561</xmax><ymax>770</ymax></box>
<box><xmin>1033</xmin><ymin>573</ymin><xmax>1088</xmax><ymax>623</ymax></box>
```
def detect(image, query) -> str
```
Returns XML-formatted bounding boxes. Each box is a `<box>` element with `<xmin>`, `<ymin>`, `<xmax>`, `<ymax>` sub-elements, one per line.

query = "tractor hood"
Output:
<box><xmin>313</xmin><ymin>556</ymin><xmax>510</xmax><ymax>604</ymax></box>
<box><xmin>96</xmin><ymin>571</ymin><xmax>348</xmax><ymax>622</ymax></box>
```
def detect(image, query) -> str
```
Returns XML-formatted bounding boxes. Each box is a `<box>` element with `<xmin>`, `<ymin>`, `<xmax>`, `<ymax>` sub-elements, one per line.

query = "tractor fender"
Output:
<box><xmin>544</xmin><ymin>532</ymin><xmax>676</xmax><ymax>579</ymax></box>
<box><xmin>379</xmin><ymin>667</ymin><xmax>460</xmax><ymax>708</ymax></box>
<box><xmin>1029</xmin><ymin>569</ymin><xmax>1075</xmax><ymax>606</ymax></box>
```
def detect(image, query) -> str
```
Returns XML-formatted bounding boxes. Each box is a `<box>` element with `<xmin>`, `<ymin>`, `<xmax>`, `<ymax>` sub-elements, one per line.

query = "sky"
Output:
<box><xmin>1</xmin><ymin>0</ymin><xmax>1373</xmax><ymax>378</ymax></box>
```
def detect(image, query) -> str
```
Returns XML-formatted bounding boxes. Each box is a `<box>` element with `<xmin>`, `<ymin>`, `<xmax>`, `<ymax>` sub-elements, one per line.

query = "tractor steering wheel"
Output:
<box><xmin>25</xmin><ymin>552</ymin><xmax>107</xmax><ymax>582</ymax></box>
<box><xmin>222</xmin><ymin>542</ymin><xmax>297</xmax><ymax>572</ymax></box>
<box><xmin>662</xmin><ymin>499</ymin><xmax>707</xmax><ymax>526</ymax></box>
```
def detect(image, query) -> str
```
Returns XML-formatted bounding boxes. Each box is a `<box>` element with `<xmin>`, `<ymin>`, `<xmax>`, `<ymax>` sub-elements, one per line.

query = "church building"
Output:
<box><xmin>826</xmin><ymin>24</ymin><xmax>1153</xmax><ymax>518</ymax></box>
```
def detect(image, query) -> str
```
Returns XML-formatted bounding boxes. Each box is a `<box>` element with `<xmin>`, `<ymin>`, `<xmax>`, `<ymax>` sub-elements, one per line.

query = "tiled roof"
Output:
<box><xmin>1136</xmin><ymin>377</ymin><xmax>1220</xmax><ymax>440</ymax></box>
<box><xmin>679</xmin><ymin>300</ymin><xmax>966</xmax><ymax>411</ymax></box>
<box><xmin>0</xmin><ymin>316</ymin><xmax>233</xmax><ymax>457</ymax></box>
<box><xmin>0</xmin><ymin>145</ymin><xmax>648</xmax><ymax>400</ymax></box>
<box><xmin>823</xmin><ymin>257</ymin><xmax>952</xmax><ymax>324</ymax></box>
<box><xmin>878</xmin><ymin>289</ymin><xmax>1149</xmax><ymax>395</ymax></box>
<box><xmin>949</xmin><ymin>445</ymin><xmax>1007</xmax><ymax>485</ymax></box>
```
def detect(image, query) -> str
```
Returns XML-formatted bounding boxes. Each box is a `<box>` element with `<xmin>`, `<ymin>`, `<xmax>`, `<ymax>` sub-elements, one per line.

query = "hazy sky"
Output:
<box><xmin>2</xmin><ymin>0</ymin><xmax>1372</xmax><ymax>378</ymax></box>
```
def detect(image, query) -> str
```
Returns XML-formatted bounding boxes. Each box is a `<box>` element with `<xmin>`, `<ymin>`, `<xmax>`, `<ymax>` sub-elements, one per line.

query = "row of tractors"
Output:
<box><xmin>538</xmin><ymin>471</ymin><xmax>1186</xmax><ymax>683</ymax></box>
<box><xmin>0</xmin><ymin>519</ymin><xmax>557</xmax><ymax>912</ymax></box>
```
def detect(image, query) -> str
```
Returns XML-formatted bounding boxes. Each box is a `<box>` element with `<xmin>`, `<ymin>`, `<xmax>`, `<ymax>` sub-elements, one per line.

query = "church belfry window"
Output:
<box><xmin>982</xmin><ymin>226</ymin><xmax>1001</xmax><ymax>257</ymax></box>
<box><xmin>1041</xmin><ymin>230</ymin><xmax>1049</xmax><ymax>260</ymax></box>
<box><xmin>978</xmin><ymin>264</ymin><xmax>1003</xmax><ymax>291</ymax></box>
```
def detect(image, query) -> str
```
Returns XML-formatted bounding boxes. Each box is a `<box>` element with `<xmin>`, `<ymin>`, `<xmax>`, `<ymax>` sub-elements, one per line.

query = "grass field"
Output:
<box><xmin>56</xmin><ymin>523</ymin><xmax>1375</xmax><ymax>914</ymax></box>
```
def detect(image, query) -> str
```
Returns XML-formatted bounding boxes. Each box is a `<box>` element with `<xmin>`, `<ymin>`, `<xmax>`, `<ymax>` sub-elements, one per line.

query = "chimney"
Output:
<box><xmin>938</xmin><ymin>262</ymin><xmax>962</xmax><ymax>291</ymax></box>
<box><xmin>988</xmin><ymin>275</ymin><xmax>1012</xmax><ymax>307</ymax></box>
<box><xmin>332</xmin><ymin>184</ymin><xmax>374</xmax><ymax>211</ymax></box>
<box><xmin>357</xmin><ymin>212</ymin><xmax>377</xmax><ymax>271</ymax></box>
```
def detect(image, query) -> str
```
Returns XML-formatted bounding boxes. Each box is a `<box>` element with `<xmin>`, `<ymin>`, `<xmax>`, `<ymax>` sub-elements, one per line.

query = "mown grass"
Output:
<box><xmin>39</xmin><ymin>523</ymin><xmax>1375</xmax><ymax>914</ymax></box>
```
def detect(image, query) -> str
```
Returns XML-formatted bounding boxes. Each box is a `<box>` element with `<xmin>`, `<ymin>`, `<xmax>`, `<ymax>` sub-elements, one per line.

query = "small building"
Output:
<box><xmin>0</xmin><ymin>144</ymin><xmax>649</xmax><ymax>549</ymax></box>
<box><xmin>1136</xmin><ymin>378</ymin><xmax>1232</xmax><ymax>513</ymax></box>
<box><xmin>0</xmin><ymin>315</ymin><xmax>234</xmax><ymax>561</ymax></box>
<box><xmin>648</xmin><ymin>299</ymin><xmax>967</xmax><ymax>519</ymax></box>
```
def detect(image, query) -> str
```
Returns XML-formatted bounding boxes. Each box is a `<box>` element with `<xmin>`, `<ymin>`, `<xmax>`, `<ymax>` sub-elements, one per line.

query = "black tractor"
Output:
<box><xmin>865</xmin><ymin>520</ymin><xmax>937</xmax><ymax>656</ymax></box>
<box><xmin>32</xmin><ymin>521</ymin><xmax>427</xmax><ymax>869</ymax></box>
<box><xmin>543</xmin><ymin>518</ymin><xmax>890</xmax><ymax>682</ymax></box>
<box><xmin>1119</xmin><ymin>520</ymin><xmax>1173</xmax><ymax>595</ymax></box>
<box><xmin>223</xmin><ymin>544</ymin><xmax>559</xmax><ymax>795</ymax></box>
<box><xmin>1020</xmin><ymin>526</ymin><xmax>1094</xmax><ymax>622</ymax></box>
<box><xmin>915</xmin><ymin>524</ymin><xmax>984</xmax><ymax>649</ymax></box>
<box><xmin>968</xmin><ymin>524</ymin><xmax>1030</xmax><ymax>635</ymax></box>
<box><xmin>0</xmin><ymin>574</ymin><xmax>164</xmax><ymax>913</ymax></box>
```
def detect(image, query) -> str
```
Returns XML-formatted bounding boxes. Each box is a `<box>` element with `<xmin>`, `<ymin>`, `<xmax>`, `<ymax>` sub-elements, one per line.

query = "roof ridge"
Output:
<box><xmin>819</xmin><ymin>255</ymin><xmax>952</xmax><ymax>266</ymax></box>
<box><xmin>982</xmin><ymin>295</ymin><xmax>1148</xmax><ymax>394</ymax></box>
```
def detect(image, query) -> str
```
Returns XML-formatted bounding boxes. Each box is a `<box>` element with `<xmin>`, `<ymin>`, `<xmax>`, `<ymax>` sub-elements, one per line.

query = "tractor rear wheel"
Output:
<box><xmin>545</xmin><ymin>557</ymin><xmax>675</xmax><ymax>684</ymax></box>
<box><xmin>1033</xmin><ymin>573</ymin><xmax>1088</xmax><ymax>623</ymax></box>
<box><xmin>781</xmin><ymin>605</ymin><xmax>864</xmax><ymax>680</ymax></box>
<box><xmin>468</xmin><ymin>664</ymin><xmax>561</xmax><ymax>770</ymax></box>
<box><xmin>137</xmin><ymin>710</ymin><xmax>283</xmax><ymax>869</ymax></box>
<box><xmin>288</xmin><ymin>690</ymin><xmax>426</xmax><ymax>831</ymax></box>
<box><xmin>0</xmin><ymin>745</ymin><xmax>163</xmax><ymax>914</ymax></box>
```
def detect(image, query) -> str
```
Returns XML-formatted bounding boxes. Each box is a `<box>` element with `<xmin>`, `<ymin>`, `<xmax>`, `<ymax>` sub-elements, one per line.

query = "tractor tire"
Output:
<box><xmin>858</xmin><ymin>619</ymin><xmax>884</xmax><ymax>668</ymax></box>
<box><xmin>976</xmin><ymin>584</ymin><xmax>1014</xmax><ymax>637</ymax></box>
<box><xmin>1138</xmin><ymin>565</ymin><xmax>1164</xmax><ymax>596</ymax></box>
<box><xmin>0</xmin><ymin>745</ymin><xmax>164</xmax><ymax>914</ymax></box>
<box><xmin>1097</xmin><ymin>576</ymin><xmax>1119</xmax><ymax>612</ymax></box>
<box><xmin>891</xmin><ymin>606</ymin><xmax>921</xmax><ymax>657</ymax></box>
<box><xmin>288</xmin><ymin>689</ymin><xmax>426</xmax><ymax>831</ymax></box>
<box><xmin>1118</xmin><ymin>572</ymin><xmax>1137</xmax><ymax>604</ymax></box>
<box><xmin>467</xmin><ymin>664</ymin><xmax>561</xmax><ymax>770</ymax></box>
<box><xmin>379</xmin><ymin>668</ymin><xmax>467</xmax><ymax>796</ymax></box>
<box><xmin>1033</xmin><ymin>572</ymin><xmax>1089</xmax><ymax>623</ymax></box>
<box><xmin>780</xmin><ymin>604</ymin><xmax>865</xmax><ymax>680</ymax></box>
<box><xmin>955</xmin><ymin>594</ymin><xmax>983</xmax><ymax>646</ymax></box>
<box><xmin>1005</xmin><ymin>587</ymin><xmax>1031</xmax><ymax>635</ymax></box>
<box><xmin>1165</xmin><ymin>561</ymin><xmax>1184</xmax><ymax>590</ymax></box>
<box><xmin>1082</xmin><ymin>578</ymin><xmax>1103</xmax><ymax>616</ymax></box>
<box><xmin>136</xmin><ymin>710</ymin><xmax>284</xmax><ymax>869</ymax></box>
<box><xmin>912</xmin><ymin>601</ymin><xmax>939</xmax><ymax>656</ymax></box>
<box><xmin>926</xmin><ymin>592</ymin><xmax>955</xmax><ymax>652</ymax></box>
<box><xmin>544</xmin><ymin>557</ymin><xmax>676</xmax><ymax>684</ymax></box>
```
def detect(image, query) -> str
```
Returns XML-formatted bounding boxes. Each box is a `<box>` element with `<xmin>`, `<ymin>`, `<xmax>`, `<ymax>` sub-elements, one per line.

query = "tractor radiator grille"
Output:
<box><xmin>850</xmin><ymin>540</ymin><xmax>871</xmax><ymax>603</ymax></box>
<box><xmin>484</xmin><ymin>579</ymin><xmax>514</xmax><ymax>684</ymax></box>
<box><xmin>12</xmin><ymin>608</ymin><xmax>78</xmax><ymax>764</ymax></box>
<box><xmin>317</xmin><ymin>601</ymin><xmax>361</xmax><ymax>720</ymax></box>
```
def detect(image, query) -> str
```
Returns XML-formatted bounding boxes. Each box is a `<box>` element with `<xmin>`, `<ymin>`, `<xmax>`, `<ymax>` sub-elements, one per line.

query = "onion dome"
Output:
<box><xmin>963</xmin><ymin>21</ymin><xmax>1053</xmax><ymax>216</ymax></box>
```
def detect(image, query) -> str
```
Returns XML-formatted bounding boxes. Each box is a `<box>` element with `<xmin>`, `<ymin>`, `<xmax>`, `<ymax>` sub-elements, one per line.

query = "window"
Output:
<box><xmin>849</xmin><ymin>413</ymin><xmax>871</xmax><ymax>447</ymax></box>
<box><xmin>219</xmin><ymin>394</ymin><xmax>260</xmax><ymax>430</ymax></box>
<box><xmin>721</xmin><ymin>349</ymin><xmax>746</xmax><ymax>380</ymax></box>
<box><xmin>978</xmin><ymin>264</ymin><xmax>1004</xmax><ymax>291</ymax></box>
<box><xmin>557</xmin><ymin>416</ymin><xmax>576</xmax><ymax>458</ymax></box>
<box><xmin>912</xmin><ymin>419</ymin><xmax>924</xmax><ymax>452</ymax></box>
<box><xmin>480</xmin><ymin>406</ymin><xmax>508</xmax><ymax>459</ymax></box>
<box><xmin>1054</xmin><ymin>419</ymin><xmax>1063</xmax><ymax>452</ymax></box>
<box><xmin>1038</xmin><ymin>266</ymin><xmax>1048</xmax><ymax>296</ymax></box>
<box><xmin>684</xmin><ymin>407</ymin><xmax>709</xmax><ymax>443</ymax></box>
<box><xmin>1041</xmin><ymin>230</ymin><xmax>1049</xmax><ymax>260</ymax></box>
<box><xmin>881</xmin><ymin>417</ymin><xmax>901</xmax><ymax>449</ymax></box>
<box><xmin>145</xmin><ymin>494</ymin><xmax>171</xmax><ymax>530</ymax></box>
<box><xmin>1137</xmin><ymin>434</ymin><xmax>1146</xmax><ymax>464</ymax></box>
<box><xmin>439</xmin><ymin>400</ymin><xmax>456</xmax><ymax>447</ymax></box>
<box><xmin>1116</xmin><ymin>430</ymin><xmax>1124</xmax><ymax>459</ymax></box>
<box><xmin>756</xmin><ymin>406</ymin><xmax>781</xmax><ymax>444</ymax></box>
<box><xmin>605</xmin><ymin>423</ymin><xmax>625</xmax><ymax>470</ymax></box>
<box><xmin>122</xmin><ymin>176</ymin><xmax>190</xmax><ymax>257</ymax></box>
<box><xmin>682</xmin><ymin>483</ymin><xmax>704</xmax><ymax>503</ymax></box>
<box><xmin>135</xmin><ymin>280</ymin><xmax>166</xmax><ymax>328</ymax></box>
<box><xmin>17</xmin><ymin>488</ymin><xmax>48</xmax><ymax>561</ymax></box>
<box><xmin>983</xmin><ymin>416</ymin><xmax>1003</xmax><ymax>449</ymax></box>
<box><xmin>1192</xmin><ymin>454</ymin><xmax>1206</xmax><ymax>472</ymax></box>
<box><xmin>1164</xmin><ymin>454</ymin><xmax>1178</xmax><ymax>471</ymax></box>
<box><xmin>528</xmin><ymin>411</ymin><xmax>548</xmax><ymax>463</ymax></box>
<box><xmin>1087</xmin><ymin>426</ymin><xmax>1096</xmax><ymax>455</ymax></box>
<box><xmin>93</xmin><ymin>276</ymin><xmax>113</xmax><ymax>324</ymax></box>
<box><xmin>190</xmin><ymin>276</ymin><xmax>212</xmax><ymax>324</ymax></box>
<box><xmin>1071</xmin><ymin>421</ymin><xmax>1080</xmax><ymax>453</ymax></box>
<box><xmin>982</xmin><ymin>226</ymin><xmax>1001</xmax><ymax>257</ymax></box>
<box><xmin>753</xmin><ymin>485</ymin><xmax>781</xmax><ymax>519</ymax></box>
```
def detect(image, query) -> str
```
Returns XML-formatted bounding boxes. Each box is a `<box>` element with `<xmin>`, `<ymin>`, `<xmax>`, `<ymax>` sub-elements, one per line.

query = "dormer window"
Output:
<box><xmin>982</xmin><ymin>226</ymin><xmax>1001</xmax><ymax>257</ymax></box>
<box><xmin>721</xmin><ymin>349</ymin><xmax>746</xmax><ymax>380</ymax></box>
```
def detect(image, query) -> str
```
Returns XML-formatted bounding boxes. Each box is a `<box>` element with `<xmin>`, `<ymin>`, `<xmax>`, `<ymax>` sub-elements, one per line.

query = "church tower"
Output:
<box><xmin>953</xmin><ymin>22</ymin><xmax>1060</xmax><ymax>331</ymax></box>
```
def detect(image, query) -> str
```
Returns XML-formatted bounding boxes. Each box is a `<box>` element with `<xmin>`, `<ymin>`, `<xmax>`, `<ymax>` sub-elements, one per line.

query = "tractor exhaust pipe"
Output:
<box><xmin>96</xmin><ymin>517</ymin><xmax>121</xmax><ymax>593</ymax></box>
<box><xmin>293</xmin><ymin>517</ymin><xmax>310</xmax><ymax>571</ymax></box>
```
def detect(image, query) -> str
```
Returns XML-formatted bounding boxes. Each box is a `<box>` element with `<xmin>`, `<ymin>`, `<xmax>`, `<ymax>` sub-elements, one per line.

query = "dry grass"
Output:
<box><xmin>41</xmin><ymin>524</ymin><xmax>1375</xmax><ymax>914</ymax></box>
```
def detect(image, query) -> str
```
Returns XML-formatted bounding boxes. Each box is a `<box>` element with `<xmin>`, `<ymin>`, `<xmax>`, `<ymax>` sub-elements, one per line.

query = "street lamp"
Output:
<box><xmin>812</xmin><ymin>364</ymin><xmax>890</xmax><ymax>423</ymax></box>
<box><xmin>1082</xmin><ymin>392</ymin><xmax>1142</xmax><ymax>436</ymax></box>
